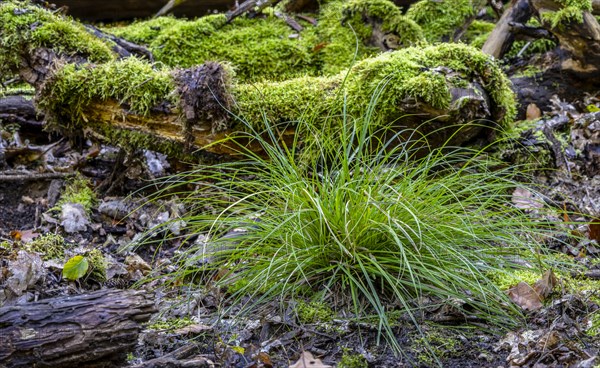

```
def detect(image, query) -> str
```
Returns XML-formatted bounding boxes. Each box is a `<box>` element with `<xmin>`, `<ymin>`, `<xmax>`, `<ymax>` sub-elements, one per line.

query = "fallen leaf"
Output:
<box><xmin>526</xmin><ymin>103</ymin><xmax>542</xmax><ymax>120</ymax></box>
<box><xmin>533</xmin><ymin>270</ymin><xmax>557</xmax><ymax>299</ymax></box>
<box><xmin>257</xmin><ymin>352</ymin><xmax>273</xmax><ymax>368</ymax></box>
<box><xmin>173</xmin><ymin>323</ymin><xmax>213</xmax><ymax>335</ymax></box>
<box><xmin>289</xmin><ymin>351</ymin><xmax>332</xmax><ymax>368</ymax></box>
<box><xmin>589</xmin><ymin>219</ymin><xmax>600</xmax><ymax>242</ymax></box>
<box><xmin>507</xmin><ymin>282</ymin><xmax>543</xmax><ymax>311</ymax></box>
<box><xmin>512</xmin><ymin>188</ymin><xmax>544</xmax><ymax>210</ymax></box>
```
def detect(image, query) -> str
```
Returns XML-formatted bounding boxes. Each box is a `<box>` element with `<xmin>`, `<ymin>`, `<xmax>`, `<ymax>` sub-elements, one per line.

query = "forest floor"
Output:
<box><xmin>1</xmin><ymin>100</ymin><xmax>599</xmax><ymax>367</ymax></box>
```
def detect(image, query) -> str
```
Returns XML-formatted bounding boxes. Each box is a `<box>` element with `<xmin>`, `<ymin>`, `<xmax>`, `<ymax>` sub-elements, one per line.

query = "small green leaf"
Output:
<box><xmin>586</xmin><ymin>104</ymin><xmax>600</xmax><ymax>112</ymax></box>
<box><xmin>63</xmin><ymin>255</ymin><xmax>89</xmax><ymax>281</ymax></box>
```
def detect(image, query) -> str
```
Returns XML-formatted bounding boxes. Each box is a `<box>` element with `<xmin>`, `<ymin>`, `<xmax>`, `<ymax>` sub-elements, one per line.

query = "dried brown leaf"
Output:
<box><xmin>512</xmin><ymin>188</ymin><xmax>543</xmax><ymax>210</ymax></box>
<box><xmin>289</xmin><ymin>351</ymin><xmax>332</xmax><ymax>368</ymax></box>
<box><xmin>589</xmin><ymin>219</ymin><xmax>600</xmax><ymax>242</ymax></box>
<box><xmin>507</xmin><ymin>282</ymin><xmax>543</xmax><ymax>311</ymax></box>
<box><xmin>533</xmin><ymin>270</ymin><xmax>557</xmax><ymax>299</ymax></box>
<box><xmin>257</xmin><ymin>352</ymin><xmax>273</xmax><ymax>368</ymax></box>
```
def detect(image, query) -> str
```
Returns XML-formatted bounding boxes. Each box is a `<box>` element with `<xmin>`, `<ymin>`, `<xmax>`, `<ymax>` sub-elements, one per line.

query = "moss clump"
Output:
<box><xmin>0</xmin><ymin>0</ymin><xmax>115</xmax><ymax>77</ymax></box>
<box><xmin>24</xmin><ymin>233</ymin><xmax>66</xmax><ymax>260</ymax></box>
<box><xmin>316</xmin><ymin>0</ymin><xmax>424</xmax><ymax>75</ymax></box>
<box><xmin>540</xmin><ymin>0</ymin><xmax>592</xmax><ymax>28</ymax></box>
<box><xmin>413</xmin><ymin>329</ymin><xmax>461</xmax><ymax>366</ymax></box>
<box><xmin>86</xmin><ymin>248</ymin><xmax>107</xmax><ymax>282</ymax></box>
<box><xmin>338</xmin><ymin>350</ymin><xmax>368</xmax><ymax>368</ymax></box>
<box><xmin>148</xmin><ymin>317</ymin><xmax>194</xmax><ymax>331</ymax></box>
<box><xmin>235</xmin><ymin>43</ymin><xmax>516</xmax><ymax>128</ymax></box>
<box><xmin>56</xmin><ymin>174</ymin><xmax>97</xmax><ymax>214</ymax></box>
<box><xmin>488</xmin><ymin>269</ymin><xmax>541</xmax><ymax>290</ymax></box>
<box><xmin>39</xmin><ymin>57</ymin><xmax>176</xmax><ymax>128</ymax></box>
<box><xmin>406</xmin><ymin>0</ymin><xmax>479</xmax><ymax>42</ymax></box>
<box><xmin>107</xmin><ymin>14</ymin><xmax>319</xmax><ymax>82</ymax></box>
<box><xmin>296</xmin><ymin>301</ymin><xmax>335</xmax><ymax>323</ymax></box>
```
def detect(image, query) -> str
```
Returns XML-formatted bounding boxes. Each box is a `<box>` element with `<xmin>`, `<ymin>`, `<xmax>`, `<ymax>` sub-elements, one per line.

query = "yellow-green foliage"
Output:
<box><xmin>25</xmin><ymin>233</ymin><xmax>66</xmax><ymax>260</ymax></box>
<box><xmin>39</xmin><ymin>57</ymin><xmax>175</xmax><ymax>127</ymax></box>
<box><xmin>86</xmin><ymin>248</ymin><xmax>107</xmax><ymax>282</ymax></box>
<box><xmin>316</xmin><ymin>0</ymin><xmax>424</xmax><ymax>75</ymax></box>
<box><xmin>107</xmin><ymin>14</ymin><xmax>319</xmax><ymax>81</ymax></box>
<box><xmin>57</xmin><ymin>174</ymin><xmax>97</xmax><ymax>213</ymax></box>
<box><xmin>0</xmin><ymin>0</ymin><xmax>115</xmax><ymax>77</ymax></box>
<box><xmin>234</xmin><ymin>43</ymin><xmax>516</xmax><ymax>128</ymax></box>
<box><xmin>540</xmin><ymin>0</ymin><xmax>592</xmax><ymax>28</ymax></box>
<box><xmin>296</xmin><ymin>301</ymin><xmax>335</xmax><ymax>323</ymax></box>
<box><xmin>406</xmin><ymin>0</ymin><xmax>479</xmax><ymax>42</ymax></box>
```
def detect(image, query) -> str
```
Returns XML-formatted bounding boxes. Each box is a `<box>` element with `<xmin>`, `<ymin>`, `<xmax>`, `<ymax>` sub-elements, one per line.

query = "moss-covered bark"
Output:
<box><xmin>1</xmin><ymin>0</ymin><xmax>517</xmax><ymax>160</ymax></box>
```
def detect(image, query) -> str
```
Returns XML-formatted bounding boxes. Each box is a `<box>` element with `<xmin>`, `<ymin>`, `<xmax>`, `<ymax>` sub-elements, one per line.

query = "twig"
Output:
<box><xmin>226</xmin><ymin>0</ymin><xmax>281</xmax><ymax>23</ymax></box>
<box><xmin>0</xmin><ymin>171</ymin><xmax>74</xmax><ymax>182</ymax></box>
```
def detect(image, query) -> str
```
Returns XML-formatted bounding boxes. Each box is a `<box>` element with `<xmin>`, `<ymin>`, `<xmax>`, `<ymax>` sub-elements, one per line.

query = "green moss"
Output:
<box><xmin>296</xmin><ymin>301</ymin><xmax>335</xmax><ymax>323</ymax></box>
<box><xmin>406</xmin><ymin>0</ymin><xmax>479</xmax><ymax>42</ymax></box>
<box><xmin>0</xmin><ymin>0</ymin><xmax>115</xmax><ymax>77</ymax></box>
<box><xmin>488</xmin><ymin>269</ymin><xmax>541</xmax><ymax>290</ymax></box>
<box><xmin>316</xmin><ymin>0</ymin><xmax>424</xmax><ymax>75</ymax></box>
<box><xmin>412</xmin><ymin>329</ymin><xmax>461</xmax><ymax>366</ymax></box>
<box><xmin>24</xmin><ymin>233</ymin><xmax>66</xmax><ymax>260</ymax></box>
<box><xmin>148</xmin><ymin>317</ymin><xmax>194</xmax><ymax>331</ymax></box>
<box><xmin>38</xmin><ymin>57</ymin><xmax>176</xmax><ymax>129</ymax></box>
<box><xmin>540</xmin><ymin>0</ymin><xmax>592</xmax><ymax>28</ymax></box>
<box><xmin>587</xmin><ymin>311</ymin><xmax>600</xmax><ymax>336</ymax></box>
<box><xmin>86</xmin><ymin>248</ymin><xmax>107</xmax><ymax>282</ymax></box>
<box><xmin>338</xmin><ymin>350</ymin><xmax>368</xmax><ymax>368</ymax></box>
<box><xmin>107</xmin><ymin>14</ymin><xmax>319</xmax><ymax>82</ymax></box>
<box><xmin>235</xmin><ymin>43</ymin><xmax>516</xmax><ymax>129</ymax></box>
<box><xmin>56</xmin><ymin>174</ymin><xmax>97</xmax><ymax>213</ymax></box>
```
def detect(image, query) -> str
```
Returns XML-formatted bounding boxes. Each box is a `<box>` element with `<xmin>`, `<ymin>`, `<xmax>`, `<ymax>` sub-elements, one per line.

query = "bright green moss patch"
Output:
<box><xmin>39</xmin><ymin>57</ymin><xmax>175</xmax><ymax>127</ymax></box>
<box><xmin>106</xmin><ymin>0</ymin><xmax>425</xmax><ymax>79</ymax></box>
<box><xmin>56</xmin><ymin>174</ymin><xmax>97</xmax><ymax>213</ymax></box>
<box><xmin>86</xmin><ymin>248</ymin><xmax>107</xmax><ymax>282</ymax></box>
<box><xmin>316</xmin><ymin>0</ymin><xmax>424</xmax><ymax>75</ymax></box>
<box><xmin>296</xmin><ymin>301</ymin><xmax>335</xmax><ymax>323</ymax></box>
<box><xmin>236</xmin><ymin>43</ymin><xmax>516</xmax><ymax>129</ymax></box>
<box><xmin>148</xmin><ymin>317</ymin><xmax>195</xmax><ymax>331</ymax></box>
<box><xmin>0</xmin><ymin>0</ymin><xmax>115</xmax><ymax>77</ymax></box>
<box><xmin>24</xmin><ymin>233</ymin><xmax>66</xmax><ymax>260</ymax></box>
<box><xmin>540</xmin><ymin>0</ymin><xmax>592</xmax><ymax>28</ymax></box>
<box><xmin>107</xmin><ymin>14</ymin><xmax>319</xmax><ymax>81</ymax></box>
<box><xmin>406</xmin><ymin>0</ymin><xmax>479</xmax><ymax>42</ymax></box>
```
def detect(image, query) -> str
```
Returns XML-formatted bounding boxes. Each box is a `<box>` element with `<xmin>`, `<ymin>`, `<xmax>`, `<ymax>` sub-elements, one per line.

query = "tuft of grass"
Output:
<box><xmin>138</xmin><ymin>102</ymin><xmax>554</xmax><ymax>358</ymax></box>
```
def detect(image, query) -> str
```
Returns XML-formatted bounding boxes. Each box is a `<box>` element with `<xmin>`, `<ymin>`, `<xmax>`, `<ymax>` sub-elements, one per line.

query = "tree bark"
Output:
<box><xmin>0</xmin><ymin>289</ymin><xmax>156</xmax><ymax>368</ymax></box>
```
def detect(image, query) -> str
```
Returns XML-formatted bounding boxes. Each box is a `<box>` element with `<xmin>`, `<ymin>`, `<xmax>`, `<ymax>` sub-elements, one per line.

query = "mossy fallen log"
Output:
<box><xmin>0</xmin><ymin>0</ymin><xmax>517</xmax><ymax>160</ymax></box>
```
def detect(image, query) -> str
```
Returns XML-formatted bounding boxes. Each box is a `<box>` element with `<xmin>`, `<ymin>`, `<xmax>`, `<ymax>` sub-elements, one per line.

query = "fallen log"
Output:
<box><xmin>0</xmin><ymin>289</ymin><xmax>157</xmax><ymax>368</ymax></box>
<box><xmin>0</xmin><ymin>0</ymin><xmax>517</xmax><ymax>160</ymax></box>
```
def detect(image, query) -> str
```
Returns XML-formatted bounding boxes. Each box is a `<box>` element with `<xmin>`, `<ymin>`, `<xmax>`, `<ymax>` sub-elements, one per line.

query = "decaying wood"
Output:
<box><xmin>484</xmin><ymin>0</ymin><xmax>600</xmax><ymax>77</ymax></box>
<box><xmin>532</xmin><ymin>0</ymin><xmax>600</xmax><ymax>76</ymax></box>
<box><xmin>0</xmin><ymin>289</ymin><xmax>156</xmax><ymax>368</ymax></box>
<box><xmin>482</xmin><ymin>0</ymin><xmax>534</xmax><ymax>58</ymax></box>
